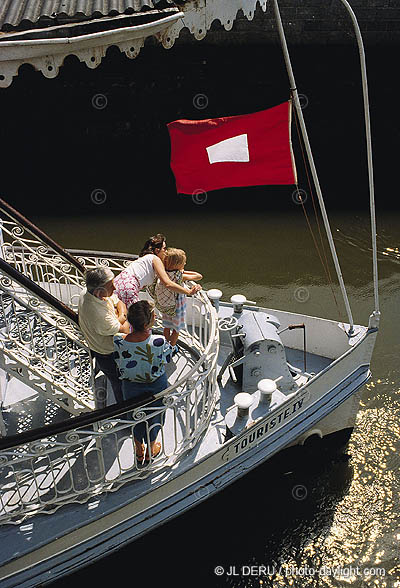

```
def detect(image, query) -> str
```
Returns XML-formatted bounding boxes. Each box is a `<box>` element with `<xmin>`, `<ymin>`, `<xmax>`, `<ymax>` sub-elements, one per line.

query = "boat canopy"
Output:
<box><xmin>0</xmin><ymin>0</ymin><xmax>267</xmax><ymax>88</ymax></box>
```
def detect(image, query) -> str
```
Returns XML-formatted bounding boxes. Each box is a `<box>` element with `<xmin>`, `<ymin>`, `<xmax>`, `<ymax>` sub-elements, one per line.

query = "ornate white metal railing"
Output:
<box><xmin>0</xmin><ymin>200</ymin><xmax>165</xmax><ymax>314</ymax></box>
<box><xmin>0</xmin><ymin>202</ymin><xmax>220</xmax><ymax>522</ymax></box>
<box><xmin>0</xmin><ymin>262</ymin><xmax>95</xmax><ymax>415</ymax></box>
<box><xmin>0</xmin><ymin>199</ymin><xmax>85</xmax><ymax>311</ymax></box>
<box><xmin>65</xmin><ymin>249</ymin><xmax>139</xmax><ymax>308</ymax></box>
<box><xmin>68</xmin><ymin>249</ymin><xmax>138</xmax><ymax>272</ymax></box>
<box><xmin>0</xmin><ymin>197</ymin><xmax>142</xmax><ymax>312</ymax></box>
<box><xmin>0</xmin><ymin>289</ymin><xmax>219</xmax><ymax>524</ymax></box>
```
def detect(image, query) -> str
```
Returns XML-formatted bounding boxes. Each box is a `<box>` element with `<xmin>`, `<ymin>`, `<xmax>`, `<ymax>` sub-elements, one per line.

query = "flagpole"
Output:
<box><xmin>272</xmin><ymin>0</ymin><xmax>355</xmax><ymax>333</ymax></box>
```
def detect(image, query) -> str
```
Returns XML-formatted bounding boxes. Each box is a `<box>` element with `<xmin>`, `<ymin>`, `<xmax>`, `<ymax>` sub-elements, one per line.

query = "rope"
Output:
<box><xmin>292</xmin><ymin>98</ymin><xmax>343</xmax><ymax>318</ymax></box>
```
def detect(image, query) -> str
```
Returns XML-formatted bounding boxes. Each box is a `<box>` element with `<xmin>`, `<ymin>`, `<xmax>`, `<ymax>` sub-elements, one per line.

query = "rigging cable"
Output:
<box><xmin>292</xmin><ymin>97</ymin><xmax>343</xmax><ymax>319</ymax></box>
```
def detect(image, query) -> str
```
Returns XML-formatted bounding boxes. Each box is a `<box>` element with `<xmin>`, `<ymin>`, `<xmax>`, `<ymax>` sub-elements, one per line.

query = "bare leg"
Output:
<box><xmin>163</xmin><ymin>327</ymin><xmax>171</xmax><ymax>342</ymax></box>
<box><xmin>148</xmin><ymin>440</ymin><xmax>162</xmax><ymax>460</ymax></box>
<box><xmin>169</xmin><ymin>329</ymin><xmax>179</xmax><ymax>347</ymax></box>
<box><xmin>134</xmin><ymin>439</ymin><xmax>144</xmax><ymax>460</ymax></box>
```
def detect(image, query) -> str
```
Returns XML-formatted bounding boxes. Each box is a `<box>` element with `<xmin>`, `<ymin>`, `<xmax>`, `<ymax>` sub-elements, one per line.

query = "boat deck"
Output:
<box><xmin>0</xmin><ymin>341</ymin><xmax>333</xmax><ymax>517</ymax></box>
<box><xmin>0</xmin><ymin>344</ymin><xmax>332</xmax><ymax>439</ymax></box>
<box><xmin>195</xmin><ymin>343</ymin><xmax>332</xmax><ymax>460</ymax></box>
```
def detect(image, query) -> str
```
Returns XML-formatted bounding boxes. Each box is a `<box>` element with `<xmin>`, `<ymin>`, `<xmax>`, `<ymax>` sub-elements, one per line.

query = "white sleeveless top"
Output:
<box><xmin>126</xmin><ymin>254</ymin><xmax>156</xmax><ymax>288</ymax></box>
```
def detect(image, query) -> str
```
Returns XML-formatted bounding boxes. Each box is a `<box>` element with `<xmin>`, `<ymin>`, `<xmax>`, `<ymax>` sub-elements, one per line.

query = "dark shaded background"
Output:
<box><xmin>0</xmin><ymin>36</ymin><xmax>395</xmax><ymax>217</ymax></box>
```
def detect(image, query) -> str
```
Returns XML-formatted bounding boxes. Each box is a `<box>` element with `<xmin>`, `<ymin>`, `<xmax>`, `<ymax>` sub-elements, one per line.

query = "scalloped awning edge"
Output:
<box><xmin>0</xmin><ymin>0</ymin><xmax>268</xmax><ymax>88</ymax></box>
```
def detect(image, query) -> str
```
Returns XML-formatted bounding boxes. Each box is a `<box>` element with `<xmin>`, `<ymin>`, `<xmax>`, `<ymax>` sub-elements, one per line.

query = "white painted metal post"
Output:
<box><xmin>272</xmin><ymin>0</ymin><xmax>355</xmax><ymax>332</ymax></box>
<box><xmin>337</xmin><ymin>0</ymin><xmax>380</xmax><ymax>320</ymax></box>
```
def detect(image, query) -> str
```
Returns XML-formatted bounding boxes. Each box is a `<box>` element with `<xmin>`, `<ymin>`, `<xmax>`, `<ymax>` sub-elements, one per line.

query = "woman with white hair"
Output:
<box><xmin>78</xmin><ymin>267</ymin><xmax>130</xmax><ymax>405</ymax></box>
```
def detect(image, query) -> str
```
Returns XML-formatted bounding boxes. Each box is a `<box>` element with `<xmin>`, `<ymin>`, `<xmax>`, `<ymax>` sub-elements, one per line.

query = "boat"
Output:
<box><xmin>0</xmin><ymin>1</ymin><xmax>380</xmax><ymax>586</ymax></box>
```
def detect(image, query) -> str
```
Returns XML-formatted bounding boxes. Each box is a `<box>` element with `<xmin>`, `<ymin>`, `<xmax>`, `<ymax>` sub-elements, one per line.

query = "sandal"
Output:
<box><xmin>145</xmin><ymin>442</ymin><xmax>162</xmax><ymax>462</ymax></box>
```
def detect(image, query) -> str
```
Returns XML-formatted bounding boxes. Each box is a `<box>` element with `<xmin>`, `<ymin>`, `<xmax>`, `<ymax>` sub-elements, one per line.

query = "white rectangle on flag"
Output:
<box><xmin>206</xmin><ymin>133</ymin><xmax>249</xmax><ymax>164</ymax></box>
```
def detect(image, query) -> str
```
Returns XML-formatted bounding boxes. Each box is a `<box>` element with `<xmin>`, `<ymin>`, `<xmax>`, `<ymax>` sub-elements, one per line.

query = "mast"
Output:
<box><xmin>273</xmin><ymin>0</ymin><xmax>371</xmax><ymax>333</ymax></box>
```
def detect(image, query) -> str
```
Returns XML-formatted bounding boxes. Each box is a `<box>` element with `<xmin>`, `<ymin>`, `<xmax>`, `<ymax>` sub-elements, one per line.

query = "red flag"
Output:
<box><xmin>167</xmin><ymin>101</ymin><xmax>297</xmax><ymax>194</ymax></box>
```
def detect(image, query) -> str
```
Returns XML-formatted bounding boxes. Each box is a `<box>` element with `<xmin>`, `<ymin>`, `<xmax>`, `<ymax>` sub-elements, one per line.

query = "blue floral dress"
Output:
<box><xmin>113</xmin><ymin>334</ymin><xmax>172</xmax><ymax>383</ymax></box>
<box><xmin>113</xmin><ymin>334</ymin><xmax>173</xmax><ymax>444</ymax></box>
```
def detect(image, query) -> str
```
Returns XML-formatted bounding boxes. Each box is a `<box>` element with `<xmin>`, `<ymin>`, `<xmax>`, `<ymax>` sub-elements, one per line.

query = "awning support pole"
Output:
<box><xmin>272</xmin><ymin>0</ymin><xmax>354</xmax><ymax>333</ymax></box>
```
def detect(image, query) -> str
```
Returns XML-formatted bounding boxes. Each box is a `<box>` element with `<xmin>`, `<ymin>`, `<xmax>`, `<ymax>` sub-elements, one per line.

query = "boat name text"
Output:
<box><xmin>225</xmin><ymin>394</ymin><xmax>307</xmax><ymax>460</ymax></box>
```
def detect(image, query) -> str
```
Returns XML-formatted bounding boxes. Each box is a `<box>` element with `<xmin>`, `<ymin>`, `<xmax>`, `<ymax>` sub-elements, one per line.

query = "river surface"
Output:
<box><xmin>36</xmin><ymin>207</ymin><xmax>400</xmax><ymax>588</ymax></box>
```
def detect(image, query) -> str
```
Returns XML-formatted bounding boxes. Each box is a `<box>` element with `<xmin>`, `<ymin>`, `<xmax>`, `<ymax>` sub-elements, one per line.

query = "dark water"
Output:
<box><xmin>1</xmin><ymin>26</ymin><xmax>399</xmax><ymax>588</ymax></box>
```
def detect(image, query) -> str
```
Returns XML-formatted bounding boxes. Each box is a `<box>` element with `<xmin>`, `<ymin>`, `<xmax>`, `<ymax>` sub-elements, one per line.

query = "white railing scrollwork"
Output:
<box><xmin>0</xmin><ymin>200</ymin><xmax>220</xmax><ymax>524</ymax></box>
<box><xmin>0</xmin><ymin>198</ymin><xmax>144</xmax><ymax>312</ymax></box>
<box><xmin>0</xmin><ymin>263</ymin><xmax>95</xmax><ymax>415</ymax></box>
<box><xmin>0</xmin><ymin>199</ymin><xmax>85</xmax><ymax>311</ymax></box>
<box><xmin>0</xmin><ymin>289</ymin><xmax>219</xmax><ymax>524</ymax></box>
<box><xmin>69</xmin><ymin>249</ymin><xmax>138</xmax><ymax>272</ymax></box>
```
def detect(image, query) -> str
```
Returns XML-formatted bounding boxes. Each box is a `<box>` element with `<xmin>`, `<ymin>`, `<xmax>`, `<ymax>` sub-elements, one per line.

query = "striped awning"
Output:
<box><xmin>0</xmin><ymin>0</ymin><xmax>267</xmax><ymax>88</ymax></box>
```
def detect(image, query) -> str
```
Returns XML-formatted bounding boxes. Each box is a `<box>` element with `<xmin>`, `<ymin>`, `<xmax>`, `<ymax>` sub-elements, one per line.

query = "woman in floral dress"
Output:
<box><xmin>114</xmin><ymin>299</ymin><xmax>172</xmax><ymax>463</ymax></box>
